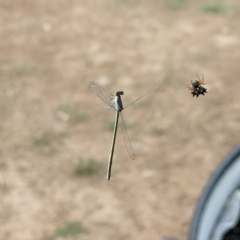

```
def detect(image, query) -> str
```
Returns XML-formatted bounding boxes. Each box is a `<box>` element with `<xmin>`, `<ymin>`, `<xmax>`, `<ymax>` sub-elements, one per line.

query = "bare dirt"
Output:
<box><xmin>1</xmin><ymin>0</ymin><xmax>240</xmax><ymax>240</ymax></box>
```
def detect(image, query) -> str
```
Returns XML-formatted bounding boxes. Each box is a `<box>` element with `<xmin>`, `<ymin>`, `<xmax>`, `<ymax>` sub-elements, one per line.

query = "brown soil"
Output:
<box><xmin>1</xmin><ymin>1</ymin><xmax>240</xmax><ymax>240</ymax></box>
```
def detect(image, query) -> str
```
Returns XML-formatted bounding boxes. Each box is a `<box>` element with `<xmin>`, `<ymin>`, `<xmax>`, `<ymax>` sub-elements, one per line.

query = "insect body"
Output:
<box><xmin>188</xmin><ymin>75</ymin><xmax>207</xmax><ymax>97</ymax></box>
<box><xmin>89</xmin><ymin>82</ymin><xmax>160</xmax><ymax>180</ymax></box>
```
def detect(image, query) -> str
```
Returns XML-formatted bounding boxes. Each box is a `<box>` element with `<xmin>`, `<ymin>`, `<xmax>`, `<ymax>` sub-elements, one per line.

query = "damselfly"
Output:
<box><xmin>89</xmin><ymin>82</ymin><xmax>160</xmax><ymax>180</ymax></box>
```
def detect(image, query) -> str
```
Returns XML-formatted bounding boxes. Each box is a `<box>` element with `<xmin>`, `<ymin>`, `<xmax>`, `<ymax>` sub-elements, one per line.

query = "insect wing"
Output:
<box><xmin>124</xmin><ymin>84</ymin><xmax>161</xmax><ymax>109</ymax></box>
<box><xmin>120</xmin><ymin>112</ymin><xmax>135</xmax><ymax>160</ymax></box>
<box><xmin>89</xmin><ymin>82</ymin><xmax>114</xmax><ymax>108</ymax></box>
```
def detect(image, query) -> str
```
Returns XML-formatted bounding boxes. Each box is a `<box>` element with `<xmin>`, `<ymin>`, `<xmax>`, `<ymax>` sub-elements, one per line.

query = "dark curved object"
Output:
<box><xmin>189</xmin><ymin>145</ymin><xmax>240</xmax><ymax>240</ymax></box>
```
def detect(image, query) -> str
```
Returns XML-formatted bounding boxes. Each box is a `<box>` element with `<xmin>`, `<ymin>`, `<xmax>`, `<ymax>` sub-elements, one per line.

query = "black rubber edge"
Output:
<box><xmin>189</xmin><ymin>144</ymin><xmax>240</xmax><ymax>240</ymax></box>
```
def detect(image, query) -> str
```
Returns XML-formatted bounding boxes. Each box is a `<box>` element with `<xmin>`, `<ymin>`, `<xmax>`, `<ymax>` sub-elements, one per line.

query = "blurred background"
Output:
<box><xmin>1</xmin><ymin>0</ymin><xmax>240</xmax><ymax>239</ymax></box>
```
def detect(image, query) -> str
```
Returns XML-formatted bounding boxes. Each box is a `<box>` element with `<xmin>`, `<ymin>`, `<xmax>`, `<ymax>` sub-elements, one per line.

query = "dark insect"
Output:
<box><xmin>188</xmin><ymin>75</ymin><xmax>207</xmax><ymax>97</ymax></box>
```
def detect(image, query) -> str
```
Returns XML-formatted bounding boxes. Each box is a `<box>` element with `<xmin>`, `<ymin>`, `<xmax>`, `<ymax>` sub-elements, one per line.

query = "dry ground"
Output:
<box><xmin>1</xmin><ymin>0</ymin><xmax>240</xmax><ymax>240</ymax></box>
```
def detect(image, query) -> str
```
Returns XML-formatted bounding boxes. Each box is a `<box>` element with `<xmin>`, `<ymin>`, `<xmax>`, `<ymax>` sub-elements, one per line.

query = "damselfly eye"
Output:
<box><xmin>118</xmin><ymin>91</ymin><xmax>124</xmax><ymax>95</ymax></box>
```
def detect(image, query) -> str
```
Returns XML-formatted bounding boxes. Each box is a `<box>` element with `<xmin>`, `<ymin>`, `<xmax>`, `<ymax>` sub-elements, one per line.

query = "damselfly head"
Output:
<box><xmin>115</xmin><ymin>91</ymin><xmax>124</xmax><ymax>96</ymax></box>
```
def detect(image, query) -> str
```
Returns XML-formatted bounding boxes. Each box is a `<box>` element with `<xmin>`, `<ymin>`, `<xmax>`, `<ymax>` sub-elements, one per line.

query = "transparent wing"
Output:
<box><xmin>124</xmin><ymin>84</ymin><xmax>161</xmax><ymax>109</ymax></box>
<box><xmin>120</xmin><ymin>112</ymin><xmax>135</xmax><ymax>160</ymax></box>
<box><xmin>89</xmin><ymin>81</ymin><xmax>114</xmax><ymax>108</ymax></box>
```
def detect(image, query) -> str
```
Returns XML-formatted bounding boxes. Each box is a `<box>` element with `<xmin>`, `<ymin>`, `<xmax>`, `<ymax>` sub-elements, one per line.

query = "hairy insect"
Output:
<box><xmin>188</xmin><ymin>75</ymin><xmax>207</xmax><ymax>97</ymax></box>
